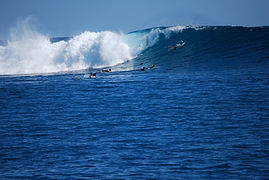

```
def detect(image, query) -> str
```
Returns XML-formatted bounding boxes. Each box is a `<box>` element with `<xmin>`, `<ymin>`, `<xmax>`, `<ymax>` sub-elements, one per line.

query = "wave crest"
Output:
<box><xmin>2</xmin><ymin>24</ymin><xmax>268</xmax><ymax>75</ymax></box>
<box><xmin>0</xmin><ymin>27</ymin><xmax>133</xmax><ymax>75</ymax></box>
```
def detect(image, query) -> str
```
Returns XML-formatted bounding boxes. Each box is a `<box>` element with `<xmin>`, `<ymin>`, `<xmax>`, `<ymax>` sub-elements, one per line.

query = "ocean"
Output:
<box><xmin>1</xmin><ymin>26</ymin><xmax>269</xmax><ymax>179</ymax></box>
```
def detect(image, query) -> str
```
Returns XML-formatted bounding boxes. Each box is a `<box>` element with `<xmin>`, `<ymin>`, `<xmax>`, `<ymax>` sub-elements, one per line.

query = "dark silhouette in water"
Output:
<box><xmin>103</xmin><ymin>68</ymin><xmax>111</xmax><ymax>72</ymax></box>
<box><xmin>140</xmin><ymin>65</ymin><xmax>156</xmax><ymax>71</ymax></box>
<box><xmin>149</xmin><ymin>65</ymin><xmax>156</xmax><ymax>69</ymax></box>
<box><xmin>168</xmin><ymin>45</ymin><xmax>177</xmax><ymax>50</ymax></box>
<box><xmin>89</xmin><ymin>72</ymin><xmax>96</xmax><ymax>79</ymax></box>
<box><xmin>92</xmin><ymin>73</ymin><xmax>96</xmax><ymax>79</ymax></box>
<box><xmin>168</xmin><ymin>41</ymin><xmax>185</xmax><ymax>50</ymax></box>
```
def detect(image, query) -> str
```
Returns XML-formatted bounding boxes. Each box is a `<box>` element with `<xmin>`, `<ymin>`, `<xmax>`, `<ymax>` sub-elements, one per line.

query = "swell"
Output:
<box><xmin>1</xmin><ymin>25</ymin><xmax>269</xmax><ymax>75</ymax></box>
<box><xmin>132</xmin><ymin>26</ymin><xmax>269</xmax><ymax>71</ymax></box>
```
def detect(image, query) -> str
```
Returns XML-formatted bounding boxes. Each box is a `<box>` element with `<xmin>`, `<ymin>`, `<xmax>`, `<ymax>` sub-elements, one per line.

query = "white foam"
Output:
<box><xmin>167</xmin><ymin>25</ymin><xmax>186</xmax><ymax>32</ymax></box>
<box><xmin>0</xmin><ymin>24</ymin><xmax>196</xmax><ymax>75</ymax></box>
<box><xmin>0</xmin><ymin>25</ymin><xmax>133</xmax><ymax>75</ymax></box>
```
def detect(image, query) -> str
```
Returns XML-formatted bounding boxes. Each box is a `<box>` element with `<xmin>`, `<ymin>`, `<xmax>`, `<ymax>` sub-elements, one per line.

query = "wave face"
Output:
<box><xmin>130</xmin><ymin>26</ymin><xmax>269</xmax><ymax>72</ymax></box>
<box><xmin>1</xmin><ymin>25</ymin><xmax>269</xmax><ymax>75</ymax></box>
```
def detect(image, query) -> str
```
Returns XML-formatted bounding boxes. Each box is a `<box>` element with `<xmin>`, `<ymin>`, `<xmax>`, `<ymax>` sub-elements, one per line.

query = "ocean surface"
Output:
<box><xmin>1</xmin><ymin>26</ymin><xmax>269</xmax><ymax>179</ymax></box>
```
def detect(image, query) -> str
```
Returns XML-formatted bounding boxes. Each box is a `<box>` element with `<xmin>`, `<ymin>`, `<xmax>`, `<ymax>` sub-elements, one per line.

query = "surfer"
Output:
<box><xmin>141</xmin><ymin>67</ymin><xmax>146</xmax><ymax>71</ymax></box>
<box><xmin>89</xmin><ymin>72</ymin><xmax>93</xmax><ymax>78</ymax></box>
<box><xmin>92</xmin><ymin>73</ymin><xmax>96</xmax><ymax>79</ymax></box>
<box><xmin>89</xmin><ymin>72</ymin><xmax>96</xmax><ymax>79</ymax></box>
<box><xmin>168</xmin><ymin>41</ymin><xmax>185</xmax><ymax>50</ymax></box>
<box><xmin>168</xmin><ymin>45</ymin><xmax>177</xmax><ymax>50</ymax></box>
<box><xmin>149</xmin><ymin>65</ymin><xmax>156</xmax><ymax>69</ymax></box>
<box><xmin>103</xmin><ymin>68</ymin><xmax>111</xmax><ymax>72</ymax></box>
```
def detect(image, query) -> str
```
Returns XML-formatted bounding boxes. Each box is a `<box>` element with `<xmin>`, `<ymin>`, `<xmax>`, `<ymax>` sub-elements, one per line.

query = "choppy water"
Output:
<box><xmin>1</xmin><ymin>67</ymin><xmax>269</xmax><ymax>179</ymax></box>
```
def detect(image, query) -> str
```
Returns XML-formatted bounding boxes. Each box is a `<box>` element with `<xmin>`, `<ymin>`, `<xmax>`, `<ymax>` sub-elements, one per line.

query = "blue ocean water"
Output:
<box><xmin>1</xmin><ymin>26</ymin><xmax>269</xmax><ymax>179</ymax></box>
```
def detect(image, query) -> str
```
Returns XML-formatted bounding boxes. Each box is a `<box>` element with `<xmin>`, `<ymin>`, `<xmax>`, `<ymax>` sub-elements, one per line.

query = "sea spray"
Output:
<box><xmin>0</xmin><ymin>21</ymin><xmax>192</xmax><ymax>75</ymax></box>
<box><xmin>2</xmin><ymin>24</ymin><xmax>267</xmax><ymax>75</ymax></box>
<box><xmin>0</xmin><ymin>23</ymin><xmax>133</xmax><ymax>75</ymax></box>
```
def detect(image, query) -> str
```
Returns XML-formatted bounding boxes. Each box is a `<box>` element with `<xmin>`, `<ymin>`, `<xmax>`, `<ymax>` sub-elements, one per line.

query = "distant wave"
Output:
<box><xmin>1</xmin><ymin>25</ymin><xmax>269</xmax><ymax>75</ymax></box>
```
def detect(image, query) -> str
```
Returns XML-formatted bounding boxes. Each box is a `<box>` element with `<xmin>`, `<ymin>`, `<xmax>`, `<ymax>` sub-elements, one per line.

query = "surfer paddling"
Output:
<box><xmin>141</xmin><ymin>67</ymin><xmax>146</xmax><ymax>71</ymax></box>
<box><xmin>168</xmin><ymin>45</ymin><xmax>177</xmax><ymax>50</ymax></box>
<box><xmin>89</xmin><ymin>72</ymin><xmax>96</xmax><ymax>79</ymax></box>
<box><xmin>168</xmin><ymin>41</ymin><xmax>185</xmax><ymax>50</ymax></box>
<box><xmin>141</xmin><ymin>65</ymin><xmax>156</xmax><ymax>71</ymax></box>
<box><xmin>148</xmin><ymin>65</ymin><xmax>156</xmax><ymax>69</ymax></box>
<box><xmin>92</xmin><ymin>73</ymin><xmax>96</xmax><ymax>79</ymax></box>
<box><xmin>103</xmin><ymin>68</ymin><xmax>111</xmax><ymax>72</ymax></box>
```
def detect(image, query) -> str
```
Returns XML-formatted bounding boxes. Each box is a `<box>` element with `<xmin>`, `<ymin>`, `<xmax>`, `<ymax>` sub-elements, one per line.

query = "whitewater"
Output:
<box><xmin>1</xmin><ymin>24</ymin><xmax>269</xmax><ymax>75</ymax></box>
<box><xmin>0</xmin><ymin>29</ymin><xmax>132</xmax><ymax>75</ymax></box>
<box><xmin>0</xmin><ymin>24</ymin><xmax>192</xmax><ymax>75</ymax></box>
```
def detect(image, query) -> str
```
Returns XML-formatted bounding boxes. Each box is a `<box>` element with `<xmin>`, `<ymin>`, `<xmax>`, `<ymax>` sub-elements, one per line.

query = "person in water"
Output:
<box><xmin>168</xmin><ymin>45</ymin><xmax>177</xmax><ymax>50</ymax></box>
<box><xmin>141</xmin><ymin>67</ymin><xmax>146</xmax><ymax>71</ymax></box>
<box><xmin>168</xmin><ymin>41</ymin><xmax>185</xmax><ymax>50</ymax></box>
<box><xmin>103</xmin><ymin>68</ymin><xmax>111</xmax><ymax>72</ymax></box>
<box><xmin>89</xmin><ymin>72</ymin><xmax>96</xmax><ymax>79</ymax></box>
<box><xmin>149</xmin><ymin>65</ymin><xmax>156</xmax><ymax>69</ymax></box>
<box><xmin>92</xmin><ymin>73</ymin><xmax>96</xmax><ymax>79</ymax></box>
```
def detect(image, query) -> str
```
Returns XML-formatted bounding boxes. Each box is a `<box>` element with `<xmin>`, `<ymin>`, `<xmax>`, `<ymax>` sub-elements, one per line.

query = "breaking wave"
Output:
<box><xmin>1</xmin><ymin>23</ymin><xmax>269</xmax><ymax>75</ymax></box>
